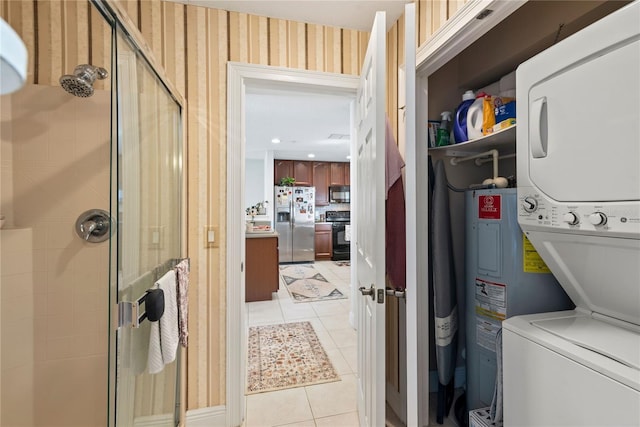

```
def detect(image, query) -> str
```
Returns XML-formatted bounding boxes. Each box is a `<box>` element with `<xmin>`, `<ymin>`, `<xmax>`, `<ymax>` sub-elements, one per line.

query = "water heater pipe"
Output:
<box><xmin>450</xmin><ymin>149</ymin><xmax>508</xmax><ymax>188</ymax></box>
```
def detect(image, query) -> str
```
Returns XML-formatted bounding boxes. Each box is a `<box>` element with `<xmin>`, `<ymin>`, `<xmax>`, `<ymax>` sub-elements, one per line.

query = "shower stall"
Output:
<box><xmin>0</xmin><ymin>1</ymin><xmax>185</xmax><ymax>426</ymax></box>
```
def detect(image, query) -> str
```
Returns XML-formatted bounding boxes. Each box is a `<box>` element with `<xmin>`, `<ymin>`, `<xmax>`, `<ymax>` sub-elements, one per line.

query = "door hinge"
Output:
<box><xmin>377</xmin><ymin>288</ymin><xmax>385</xmax><ymax>304</ymax></box>
<box><xmin>386</xmin><ymin>287</ymin><xmax>406</xmax><ymax>299</ymax></box>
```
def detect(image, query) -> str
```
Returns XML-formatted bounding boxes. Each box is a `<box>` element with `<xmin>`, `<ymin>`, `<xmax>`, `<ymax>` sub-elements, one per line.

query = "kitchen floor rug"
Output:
<box><xmin>334</xmin><ymin>260</ymin><xmax>350</xmax><ymax>267</ymax></box>
<box><xmin>246</xmin><ymin>321</ymin><xmax>340</xmax><ymax>394</ymax></box>
<box><xmin>279</xmin><ymin>264</ymin><xmax>345</xmax><ymax>302</ymax></box>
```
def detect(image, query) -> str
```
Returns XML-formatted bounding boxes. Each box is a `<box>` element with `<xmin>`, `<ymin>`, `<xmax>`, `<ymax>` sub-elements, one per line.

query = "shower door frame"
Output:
<box><xmin>89</xmin><ymin>1</ymin><xmax>187</xmax><ymax>426</ymax></box>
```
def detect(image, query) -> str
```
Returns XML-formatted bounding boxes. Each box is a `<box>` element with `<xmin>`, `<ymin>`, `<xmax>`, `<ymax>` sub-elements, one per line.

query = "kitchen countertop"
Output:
<box><xmin>246</xmin><ymin>230</ymin><xmax>279</xmax><ymax>238</ymax></box>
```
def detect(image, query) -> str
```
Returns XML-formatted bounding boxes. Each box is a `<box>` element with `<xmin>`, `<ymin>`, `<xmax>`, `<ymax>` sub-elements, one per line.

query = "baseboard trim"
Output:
<box><xmin>185</xmin><ymin>405</ymin><xmax>226</xmax><ymax>426</ymax></box>
<box><xmin>429</xmin><ymin>367</ymin><xmax>466</xmax><ymax>392</ymax></box>
<box><xmin>133</xmin><ymin>413</ymin><xmax>174</xmax><ymax>427</ymax></box>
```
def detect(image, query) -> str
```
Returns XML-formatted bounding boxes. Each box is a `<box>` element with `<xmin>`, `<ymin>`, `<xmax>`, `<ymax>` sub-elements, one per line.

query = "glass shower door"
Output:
<box><xmin>111</xmin><ymin>23</ymin><xmax>184</xmax><ymax>426</ymax></box>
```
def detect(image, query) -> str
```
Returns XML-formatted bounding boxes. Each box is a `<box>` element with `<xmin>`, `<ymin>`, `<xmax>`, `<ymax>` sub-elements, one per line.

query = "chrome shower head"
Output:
<box><xmin>59</xmin><ymin>64</ymin><xmax>108</xmax><ymax>97</ymax></box>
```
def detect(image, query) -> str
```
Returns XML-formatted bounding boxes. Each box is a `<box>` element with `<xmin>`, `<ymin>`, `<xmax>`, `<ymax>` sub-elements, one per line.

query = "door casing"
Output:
<box><xmin>226</xmin><ymin>63</ymin><xmax>358</xmax><ymax>427</ymax></box>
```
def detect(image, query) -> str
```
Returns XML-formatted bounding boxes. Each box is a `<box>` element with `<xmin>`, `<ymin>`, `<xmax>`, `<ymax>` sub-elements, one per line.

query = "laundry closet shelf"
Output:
<box><xmin>428</xmin><ymin>125</ymin><xmax>516</xmax><ymax>157</ymax></box>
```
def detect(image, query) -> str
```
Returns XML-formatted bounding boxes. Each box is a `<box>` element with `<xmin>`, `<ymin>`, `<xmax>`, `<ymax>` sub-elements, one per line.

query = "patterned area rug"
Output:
<box><xmin>334</xmin><ymin>260</ymin><xmax>350</xmax><ymax>267</ymax></box>
<box><xmin>246</xmin><ymin>321</ymin><xmax>340</xmax><ymax>394</ymax></box>
<box><xmin>280</xmin><ymin>264</ymin><xmax>345</xmax><ymax>302</ymax></box>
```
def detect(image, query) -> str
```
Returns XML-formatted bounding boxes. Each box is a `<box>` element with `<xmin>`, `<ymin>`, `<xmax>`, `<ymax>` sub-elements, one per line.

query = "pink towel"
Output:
<box><xmin>385</xmin><ymin>117</ymin><xmax>406</xmax><ymax>291</ymax></box>
<box><xmin>385</xmin><ymin>117</ymin><xmax>405</xmax><ymax>198</ymax></box>
<box><xmin>175</xmin><ymin>259</ymin><xmax>190</xmax><ymax>347</ymax></box>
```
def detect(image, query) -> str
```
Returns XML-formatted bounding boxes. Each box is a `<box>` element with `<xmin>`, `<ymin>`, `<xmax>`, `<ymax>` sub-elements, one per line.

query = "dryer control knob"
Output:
<box><xmin>563</xmin><ymin>212</ymin><xmax>579</xmax><ymax>225</ymax></box>
<box><xmin>522</xmin><ymin>197</ymin><xmax>538</xmax><ymax>213</ymax></box>
<box><xmin>589</xmin><ymin>212</ymin><xmax>607</xmax><ymax>226</ymax></box>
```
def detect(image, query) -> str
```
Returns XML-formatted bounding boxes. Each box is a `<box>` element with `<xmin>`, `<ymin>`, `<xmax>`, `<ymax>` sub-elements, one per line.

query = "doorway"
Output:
<box><xmin>226</xmin><ymin>63</ymin><xmax>359</xmax><ymax>426</ymax></box>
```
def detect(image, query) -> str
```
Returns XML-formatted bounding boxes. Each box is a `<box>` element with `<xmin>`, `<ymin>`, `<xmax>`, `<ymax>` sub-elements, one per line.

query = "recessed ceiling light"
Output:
<box><xmin>271</xmin><ymin>138</ymin><xmax>281</xmax><ymax>144</ymax></box>
<box><xmin>346</xmin><ymin>155</ymin><xmax>351</xmax><ymax>160</ymax></box>
<box><xmin>307</xmin><ymin>153</ymin><xmax>315</xmax><ymax>158</ymax></box>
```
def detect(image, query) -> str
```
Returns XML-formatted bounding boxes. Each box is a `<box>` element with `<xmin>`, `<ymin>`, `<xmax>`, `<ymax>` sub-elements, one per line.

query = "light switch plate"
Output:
<box><xmin>205</xmin><ymin>226</ymin><xmax>219</xmax><ymax>248</ymax></box>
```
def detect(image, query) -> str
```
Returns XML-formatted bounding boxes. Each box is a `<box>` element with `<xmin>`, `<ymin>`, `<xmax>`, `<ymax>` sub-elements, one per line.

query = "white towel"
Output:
<box><xmin>147</xmin><ymin>270</ymin><xmax>179</xmax><ymax>374</ymax></box>
<box><xmin>344</xmin><ymin>224</ymin><xmax>351</xmax><ymax>242</ymax></box>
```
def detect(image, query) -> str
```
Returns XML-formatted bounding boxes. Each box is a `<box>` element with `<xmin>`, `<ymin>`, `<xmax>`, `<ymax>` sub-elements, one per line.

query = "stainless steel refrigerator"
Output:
<box><xmin>274</xmin><ymin>186</ymin><xmax>315</xmax><ymax>263</ymax></box>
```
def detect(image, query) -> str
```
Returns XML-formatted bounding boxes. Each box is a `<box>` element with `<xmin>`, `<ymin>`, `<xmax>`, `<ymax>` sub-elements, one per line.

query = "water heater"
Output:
<box><xmin>465</xmin><ymin>188</ymin><xmax>573</xmax><ymax>410</ymax></box>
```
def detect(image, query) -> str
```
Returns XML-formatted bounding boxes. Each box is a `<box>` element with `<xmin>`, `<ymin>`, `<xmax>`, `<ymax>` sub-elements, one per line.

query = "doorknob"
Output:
<box><xmin>359</xmin><ymin>284</ymin><xmax>375</xmax><ymax>300</ymax></box>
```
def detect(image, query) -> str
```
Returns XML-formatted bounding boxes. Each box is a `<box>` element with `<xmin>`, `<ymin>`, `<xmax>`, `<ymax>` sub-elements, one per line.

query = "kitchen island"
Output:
<box><xmin>245</xmin><ymin>230</ymin><xmax>279</xmax><ymax>302</ymax></box>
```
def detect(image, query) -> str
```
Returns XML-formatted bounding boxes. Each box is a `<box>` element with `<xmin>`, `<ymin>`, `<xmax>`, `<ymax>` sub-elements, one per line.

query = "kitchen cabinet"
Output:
<box><xmin>329</xmin><ymin>162</ymin><xmax>349</xmax><ymax>186</ymax></box>
<box><xmin>313</xmin><ymin>162</ymin><xmax>330</xmax><ymax>206</ymax></box>
<box><xmin>274</xmin><ymin>159</ymin><xmax>314</xmax><ymax>186</ymax></box>
<box><xmin>293</xmin><ymin>161</ymin><xmax>313</xmax><ymax>186</ymax></box>
<box><xmin>275</xmin><ymin>159</ymin><xmax>348</xmax><ymax>190</ymax></box>
<box><xmin>245</xmin><ymin>234</ymin><xmax>279</xmax><ymax>302</ymax></box>
<box><xmin>274</xmin><ymin>160</ymin><xmax>293</xmax><ymax>185</ymax></box>
<box><xmin>314</xmin><ymin>223</ymin><xmax>332</xmax><ymax>260</ymax></box>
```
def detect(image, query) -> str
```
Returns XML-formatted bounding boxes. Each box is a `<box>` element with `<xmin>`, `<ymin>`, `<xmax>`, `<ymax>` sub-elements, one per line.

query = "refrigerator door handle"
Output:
<box><xmin>291</xmin><ymin>200</ymin><xmax>295</xmax><ymax>226</ymax></box>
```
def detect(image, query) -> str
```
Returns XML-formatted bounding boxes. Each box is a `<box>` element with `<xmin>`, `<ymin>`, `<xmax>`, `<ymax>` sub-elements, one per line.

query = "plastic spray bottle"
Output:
<box><xmin>436</xmin><ymin>111</ymin><xmax>452</xmax><ymax>147</ymax></box>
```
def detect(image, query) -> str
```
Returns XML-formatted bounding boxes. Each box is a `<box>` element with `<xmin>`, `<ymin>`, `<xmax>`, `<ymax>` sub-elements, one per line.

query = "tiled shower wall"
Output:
<box><xmin>1</xmin><ymin>84</ymin><xmax>110</xmax><ymax>426</ymax></box>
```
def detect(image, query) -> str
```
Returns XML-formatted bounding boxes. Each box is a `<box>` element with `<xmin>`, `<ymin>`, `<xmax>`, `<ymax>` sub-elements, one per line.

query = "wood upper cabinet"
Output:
<box><xmin>275</xmin><ymin>159</ymin><xmax>347</xmax><ymax>188</ymax></box>
<box><xmin>313</xmin><ymin>162</ymin><xmax>330</xmax><ymax>206</ymax></box>
<box><xmin>315</xmin><ymin>223</ymin><xmax>332</xmax><ymax>260</ymax></box>
<box><xmin>330</xmin><ymin>162</ymin><xmax>350</xmax><ymax>186</ymax></box>
<box><xmin>292</xmin><ymin>161</ymin><xmax>313</xmax><ymax>186</ymax></box>
<box><xmin>274</xmin><ymin>160</ymin><xmax>293</xmax><ymax>185</ymax></box>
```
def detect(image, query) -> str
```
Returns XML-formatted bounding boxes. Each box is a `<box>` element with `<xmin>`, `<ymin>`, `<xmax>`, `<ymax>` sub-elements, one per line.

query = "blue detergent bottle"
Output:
<box><xmin>453</xmin><ymin>90</ymin><xmax>475</xmax><ymax>143</ymax></box>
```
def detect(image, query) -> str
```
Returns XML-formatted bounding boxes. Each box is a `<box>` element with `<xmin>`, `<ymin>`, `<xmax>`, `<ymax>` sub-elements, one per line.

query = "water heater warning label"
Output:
<box><xmin>475</xmin><ymin>277</ymin><xmax>507</xmax><ymax>352</ymax></box>
<box><xmin>478</xmin><ymin>195</ymin><xmax>501</xmax><ymax>219</ymax></box>
<box><xmin>475</xmin><ymin>278</ymin><xmax>506</xmax><ymax>321</ymax></box>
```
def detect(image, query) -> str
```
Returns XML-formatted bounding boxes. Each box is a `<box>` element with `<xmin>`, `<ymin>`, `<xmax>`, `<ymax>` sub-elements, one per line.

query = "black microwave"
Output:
<box><xmin>329</xmin><ymin>186</ymin><xmax>350</xmax><ymax>203</ymax></box>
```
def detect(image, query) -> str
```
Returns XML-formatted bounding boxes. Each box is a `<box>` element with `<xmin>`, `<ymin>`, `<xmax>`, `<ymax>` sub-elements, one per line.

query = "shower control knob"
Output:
<box><xmin>563</xmin><ymin>212</ymin><xmax>580</xmax><ymax>225</ymax></box>
<box><xmin>522</xmin><ymin>196</ymin><xmax>538</xmax><ymax>213</ymax></box>
<box><xmin>589</xmin><ymin>212</ymin><xmax>607</xmax><ymax>226</ymax></box>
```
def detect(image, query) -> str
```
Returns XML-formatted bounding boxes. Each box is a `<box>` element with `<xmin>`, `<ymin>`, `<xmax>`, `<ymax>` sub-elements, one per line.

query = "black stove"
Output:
<box><xmin>325</xmin><ymin>211</ymin><xmax>350</xmax><ymax>261</ymax></box>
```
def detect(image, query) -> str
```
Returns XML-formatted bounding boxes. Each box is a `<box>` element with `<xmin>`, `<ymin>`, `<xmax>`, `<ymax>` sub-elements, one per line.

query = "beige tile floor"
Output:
<box><xmin>243</xmin><ymin>261</ymin><xmax>461</xmax><ymax>427</ymax></box>
<box><xmin>244</xmin><ymin>261</ymin><xmax>356</xmax><ymax>427</ymax></box>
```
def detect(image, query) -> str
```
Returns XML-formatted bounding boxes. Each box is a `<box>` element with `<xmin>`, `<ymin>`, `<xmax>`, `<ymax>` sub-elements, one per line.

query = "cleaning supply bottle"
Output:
<box><xmin>453</xmin><ymin>90</ymin><xmax>475</xmax><ymax>143</ymax></box>
<box><xmin>436</xmin><ymin>111</ymin><xmax>452</xmax><ymax>147</ymax></box>
<box><xmin>467</xmin><ymin>92</ymin><xmax>486</xmax><ymax>140</ymax></box>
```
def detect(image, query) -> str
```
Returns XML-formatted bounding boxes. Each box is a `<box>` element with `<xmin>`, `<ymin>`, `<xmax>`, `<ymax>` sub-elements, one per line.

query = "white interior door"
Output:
<box><xmin>355</xmin><ymin>11</ymin><xmax>386</xmax><ymax>427</ymax></box>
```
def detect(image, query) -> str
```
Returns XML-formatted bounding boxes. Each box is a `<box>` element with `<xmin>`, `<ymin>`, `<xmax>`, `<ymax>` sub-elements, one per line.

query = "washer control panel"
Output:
<box><xmin>518</xmin><ymin>186</ymin><xmax>640</xmax><ymax>237</ymax></box>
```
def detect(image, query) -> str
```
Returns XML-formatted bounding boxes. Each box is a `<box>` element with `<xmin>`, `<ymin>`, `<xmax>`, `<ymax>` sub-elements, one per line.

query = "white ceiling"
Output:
<box><xmin>170</xmin><ymin>0</ymin><xmax>411</xmax><ymax>31</ymax></box>
<box><xmin>245</xmin><ymin>86</ymin><xmax>353</xmax><ymax>162</ymax></box>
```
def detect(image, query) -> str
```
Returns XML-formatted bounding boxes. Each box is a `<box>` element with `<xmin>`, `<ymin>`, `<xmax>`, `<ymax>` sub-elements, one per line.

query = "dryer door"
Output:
<box><xmin>517</xmin><ymin>1</ymin><xmax>640</xmax><ymax>203</ymax></box>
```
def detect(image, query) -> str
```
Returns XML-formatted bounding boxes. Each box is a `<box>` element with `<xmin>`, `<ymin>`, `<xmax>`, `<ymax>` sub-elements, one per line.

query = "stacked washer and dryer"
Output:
<box><xmin>503</xmin><ymin>2</ymin><xmax>640</xmax><ymax>425</ymax></box>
